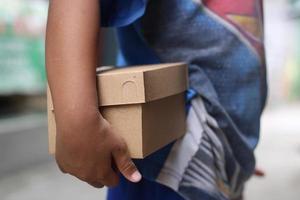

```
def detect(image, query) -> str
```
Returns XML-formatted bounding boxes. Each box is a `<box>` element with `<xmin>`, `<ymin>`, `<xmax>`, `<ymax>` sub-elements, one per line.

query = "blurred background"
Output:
<box><xmin>0</xmin><ymin>0</ymin><xmax>299</xmax><ymax>199</ymax></box>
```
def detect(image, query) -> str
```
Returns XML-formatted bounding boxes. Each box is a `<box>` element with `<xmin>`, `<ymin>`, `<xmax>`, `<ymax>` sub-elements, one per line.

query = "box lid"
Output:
<box><xmin>97</xmin><ymin>63</ymin><xmax>188</xmax><ymax>106</ymax></box>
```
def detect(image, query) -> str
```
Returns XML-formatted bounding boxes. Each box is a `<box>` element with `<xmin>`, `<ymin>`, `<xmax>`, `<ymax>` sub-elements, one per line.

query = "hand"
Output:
<box><xmin>54</xmin><ymin>109</ymin><xmax>142</xmax><ymax>188</ymax></box>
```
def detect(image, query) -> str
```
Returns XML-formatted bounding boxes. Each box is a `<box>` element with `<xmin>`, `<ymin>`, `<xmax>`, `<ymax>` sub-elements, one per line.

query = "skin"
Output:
<box><xmin>46</xmin><ymin>0</ymin><xmax>141</xmax><ymax>188</ymax></box>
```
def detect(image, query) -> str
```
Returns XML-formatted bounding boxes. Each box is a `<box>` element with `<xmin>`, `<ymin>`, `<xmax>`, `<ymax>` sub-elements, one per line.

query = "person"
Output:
<box><xmin>46</xmin><ymin>0</ymin><xmax>267</xmax><ymax>200</ymax></box>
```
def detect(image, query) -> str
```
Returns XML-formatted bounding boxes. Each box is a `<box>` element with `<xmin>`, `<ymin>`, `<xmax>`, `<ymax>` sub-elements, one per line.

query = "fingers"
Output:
<box><xmin>96</xmin><ymin>155</ymin><xmax>120</xmax><ymax>187</ymax></box>
<box><xmin>56</xmin><ymin>163</ymin><xmax>67</xmax><ymax>174</ymax></box>
<box><xmin>55</xmin><ymin>154</ymin><xmax>67</xmax><ymax>174</ymax></box>
<box><xmin>112</xmin><ymin>141</ymin><xmax>142</xmax><ymax>183</ymax></box>
<box><xmin>70</xmin><ymin>168</ymin><xmax>108</xmax><ymax>188</ymax></box>
<box><xmin>88</xmin><ymin>182</ymin><xmax>104</xmax><ymax>188</ymax></box>
<box><xmin>69</xmin><ymin>166</ymin><xmax>119</xmax><ymax>188</ymax></box>
<box><xmin>56</xmin><ymin>153</ymin><xmax>117</xmax><ymax>188</ymax></box>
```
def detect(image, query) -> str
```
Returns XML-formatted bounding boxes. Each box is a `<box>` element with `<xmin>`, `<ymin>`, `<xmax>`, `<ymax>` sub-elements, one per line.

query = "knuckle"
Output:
<box><xmin>114</xmin><ymin>140</ymin><xmax>128</xmax><ymax>155</ymax></box>
<box><xmin>119</xmin><ymin>138</ymin><xmax>127</xmax><ymax>147</ymax></box>
<box><xmin>55</xmin><ymin>156</ymin><xmax>67</xmax><ymax>173</ymax></box>
<box><xmin>89</xmin><ymin>182</ymin><xmax>104</xmax><ymax>188</ymax></box>
<box><xmin>77</xmin><ymin>171</ymin><xmax>94</xmax><ymax>182</ymax></box>
<box><xmin>54</xmin><ymin>154</ymin><xmax>62</xmax><ymax>165</ymax></box>
<box><xmin>57</xmin><ymin>164</ymin><xmax>67</xmax><ymax>174</ymax></box>
<box><xmin>80</xmin><ymin>176</ymin><xmax>91</xmax><ymax>182</ymax></box>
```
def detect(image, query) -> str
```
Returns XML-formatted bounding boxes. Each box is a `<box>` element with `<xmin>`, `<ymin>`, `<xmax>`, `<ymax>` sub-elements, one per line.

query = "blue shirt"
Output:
<box><xmin>101</xmin><ymin>0</ymin><xmax>267</xmax><ymax>199</ymax></box>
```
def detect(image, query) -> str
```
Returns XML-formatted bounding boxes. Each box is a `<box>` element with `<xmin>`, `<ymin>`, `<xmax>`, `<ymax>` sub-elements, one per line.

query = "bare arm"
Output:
<box><xmin>46</xmin><ymin>0</ymin><xmax>99</xmax><ymax>119</ymax></box>
<box><xmin>46</xmin><ymin>0</ymin><xmax>141</xmax><ymax>188</ymax></box>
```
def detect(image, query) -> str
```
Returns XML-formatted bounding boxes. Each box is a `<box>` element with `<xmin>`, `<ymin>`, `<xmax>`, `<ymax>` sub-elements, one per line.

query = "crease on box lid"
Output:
<box><xmin>48</xmin><ymin>62</ymin><xmax>188</xmax><ymax>110</ymax></box>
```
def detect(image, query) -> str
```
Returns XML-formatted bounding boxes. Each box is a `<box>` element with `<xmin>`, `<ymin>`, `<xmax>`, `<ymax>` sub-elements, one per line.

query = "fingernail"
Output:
<box><xmin>131</xmin><ymin>171</ymin><xmax>142</xmax><ymax>182</ymax></box>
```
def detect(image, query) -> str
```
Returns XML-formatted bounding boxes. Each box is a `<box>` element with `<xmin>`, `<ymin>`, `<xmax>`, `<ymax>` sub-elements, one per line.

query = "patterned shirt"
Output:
<box><xmin>101</xmin><ymin>0</ymin><xmax>267</xmax><ymax>199</ymax></box>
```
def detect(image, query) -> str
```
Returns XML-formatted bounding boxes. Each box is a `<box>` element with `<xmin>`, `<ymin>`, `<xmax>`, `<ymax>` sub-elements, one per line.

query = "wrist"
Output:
<box><xmin>55</xmin><ymin>103</ymin><xmax>101</xmax><ymax>128</ymax></box>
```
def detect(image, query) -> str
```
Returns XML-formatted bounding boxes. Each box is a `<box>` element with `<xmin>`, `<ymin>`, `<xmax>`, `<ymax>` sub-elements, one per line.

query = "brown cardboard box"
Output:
<box><xmin>48</xmin><ymin>63</ymin><xmax>188</xmax><ymax>158</ymax></box>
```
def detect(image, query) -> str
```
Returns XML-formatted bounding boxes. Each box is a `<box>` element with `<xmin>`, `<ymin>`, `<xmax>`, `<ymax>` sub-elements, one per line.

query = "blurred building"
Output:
<box><xmin>0</xmin><ymin>0</ymin><xmax>49</xmax><ymax>178</ymax></box>
<box><xmin>0</xmin><ymin>0</ymin><xmax>117</xmax><ymax>178</ymax></box>
<box><xmin>0</xmin><ymin>0</ymin><xmax>299</xmax><ymax>200</ymax></box>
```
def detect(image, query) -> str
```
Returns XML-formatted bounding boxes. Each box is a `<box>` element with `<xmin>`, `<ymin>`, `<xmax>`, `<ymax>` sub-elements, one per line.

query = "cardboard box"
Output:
<box><xmin>48</xmin><ymin>63</ymin><xmax>188</xmax><ymax>158</ymax></box>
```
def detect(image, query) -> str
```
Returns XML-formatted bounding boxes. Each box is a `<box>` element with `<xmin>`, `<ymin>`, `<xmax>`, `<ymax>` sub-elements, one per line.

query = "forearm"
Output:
<box><xmin>46</xmin><ymin>0</ymin><xmax>101</xmax><ymax>124</ymax></box>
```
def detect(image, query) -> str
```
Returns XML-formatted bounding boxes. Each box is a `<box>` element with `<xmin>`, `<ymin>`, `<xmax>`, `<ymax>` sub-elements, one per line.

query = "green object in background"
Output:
<box><xmin>287</xmin><ymin>0</ymin><xmax>300</xmax><ymax>100</ymax></box>
<box><xmin>291</xmin><ymin>18</ymin><xmax>300</xmax><ymax>99</ymax></box>
<box><xmin>291</xmin><ymin>0</ymin><xmax>300</xmax><ymax>99</ymax></box>
<box><xmin>0</xmin><ymin>0</ymin><xmax>48</xmax><ymax>95</ymax></box>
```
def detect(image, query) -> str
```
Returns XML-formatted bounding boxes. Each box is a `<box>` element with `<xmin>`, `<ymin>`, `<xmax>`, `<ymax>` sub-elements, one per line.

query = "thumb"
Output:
<box><xmin>112</xmin><ymin>142</ymin><xmax>142</xmax><ymax>183</ymax></box>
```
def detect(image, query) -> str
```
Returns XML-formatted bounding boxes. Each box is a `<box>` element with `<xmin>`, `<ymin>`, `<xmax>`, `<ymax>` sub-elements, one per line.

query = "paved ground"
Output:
<box><xmin>0</xmin><ymin>103</ymin><xmax>299</xmax><ymax>200</ymax></box>
<box><xmin>245</xmin><ymin>104</ymin><xmax>300</xmax><ymax>200</ymax></box>
<box><xmin>0</xmin><ymin>161</ymin><xmax>107</xmax><ymax>200</ymax></box>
